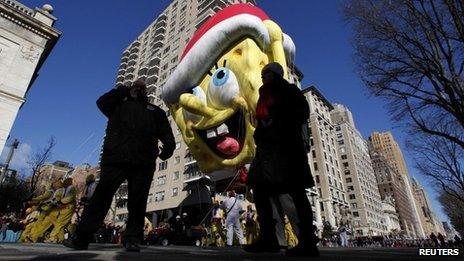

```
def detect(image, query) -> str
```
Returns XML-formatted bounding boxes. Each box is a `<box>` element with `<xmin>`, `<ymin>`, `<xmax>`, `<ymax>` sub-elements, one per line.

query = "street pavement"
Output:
<box><xmin>0</xmin><ymin>243</ymin><xmax>461</xmax><ymax>260</ymax></box>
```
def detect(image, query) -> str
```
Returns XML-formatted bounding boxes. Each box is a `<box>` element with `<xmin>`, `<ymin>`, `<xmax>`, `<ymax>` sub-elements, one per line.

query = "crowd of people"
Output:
<box><xmin>0</xmin><ymin>214</ymin><xmax>23</xmax><ymax>242</ymax></box>
<box><xmin>320</xmin><ymin>232</ymin><xmax>463</xmax><ymax>249</ymax></box>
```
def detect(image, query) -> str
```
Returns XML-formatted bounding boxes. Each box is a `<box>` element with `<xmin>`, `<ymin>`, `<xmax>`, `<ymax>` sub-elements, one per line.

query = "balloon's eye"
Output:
<box><xmin>183</xmin><ymin>86</ymin><xmax>206</xmax><ymax>123</ymax></box>
<box><xmin>208</xmin><ymin>67</ymin><xmax>239</xmax><ymax>109</ymax></box>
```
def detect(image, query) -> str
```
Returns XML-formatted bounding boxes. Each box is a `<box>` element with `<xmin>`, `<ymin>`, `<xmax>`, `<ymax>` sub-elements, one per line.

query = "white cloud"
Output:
<box><xmin>0</xmin><ymin>143</ymin><xmax>32</xmax><ymax>173</ymax></box>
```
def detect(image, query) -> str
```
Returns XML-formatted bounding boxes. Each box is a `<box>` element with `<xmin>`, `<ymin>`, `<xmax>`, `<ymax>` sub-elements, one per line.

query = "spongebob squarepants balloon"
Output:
<box><xmin>162</xmin><ymin>4</ymin><xmax>296</xmax><ymax>173</ymax></box>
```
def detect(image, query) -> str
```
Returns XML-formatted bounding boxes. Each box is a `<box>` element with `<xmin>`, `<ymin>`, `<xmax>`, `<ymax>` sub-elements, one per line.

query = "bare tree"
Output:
<box><xmin>27</xmin><ymin>136</ymin><xmax>56</xmax><ymax>195</ymax></box>
<box><xmin>407</xmin><ymin>134</ymin><xmax>464</xmax><ymax>205</ymax></box>
<box><xmin>343</xmin><ymin>0</ymin><xmax>464</xmax><ymax>224</ymax></box>
<box><xmin>439</xmin><ymin>190</ymin><xmax>464</xmax><ymax>236</ymax></box>
<box><xmin>343</xmin><ymin>0</ymin><xmax>464</xmax><ymax>148</ymax></box>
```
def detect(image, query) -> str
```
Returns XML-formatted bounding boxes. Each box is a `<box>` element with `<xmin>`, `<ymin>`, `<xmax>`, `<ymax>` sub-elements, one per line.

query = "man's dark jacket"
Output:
<box><xmin>97</xmin><ymin>85</ymin><xmax>175</xmax><ymax>168</ymax></box>
<box><xmin>248</xmin><ymin>78</ymin><xmax>314</xmax><ymax>193</ymax></box>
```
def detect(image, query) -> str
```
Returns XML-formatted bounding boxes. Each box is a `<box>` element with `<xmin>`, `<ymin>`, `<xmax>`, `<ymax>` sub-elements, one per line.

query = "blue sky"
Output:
<box><xmin>1</xmin><ymin>0</ymin><xmax>448</xmax><ymax>222</ymax></box>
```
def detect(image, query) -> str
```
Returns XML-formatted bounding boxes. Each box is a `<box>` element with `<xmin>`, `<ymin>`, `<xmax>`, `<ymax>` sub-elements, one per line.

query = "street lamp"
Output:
<box><xmin>0</xmin><ymin>139</ymin><xmax>19</xmax><ymax>184</ymax></box>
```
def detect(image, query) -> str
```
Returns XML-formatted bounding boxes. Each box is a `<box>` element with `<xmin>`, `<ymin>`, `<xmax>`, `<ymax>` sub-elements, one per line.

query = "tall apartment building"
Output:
<box><xmin>368</xmin><ymin>132</ymin><xmax>425</xmax><ymax>238</ymax></box>
<box><xmin>330</xmin><ymin>104</ymin><xmax>386</xmax><ymax>236</ymax></box>
<box><xmin>302</xmin><ymin>87</ymin><xmax>348</xmax><ymax>229</ymax></box>
<box><xmin>411</xmin><ymin>178</ymin><xmax>445</xmax><ymax>236</ymax></box>
<box><xmin>112</xmin><ymin>0</ymin><xmax>256</xmax><ymax>225</ymax></box>
<box><xmin>0</xmin><ymin>0</ymin><xmax>61</xmax><ymax>154</ymax></box>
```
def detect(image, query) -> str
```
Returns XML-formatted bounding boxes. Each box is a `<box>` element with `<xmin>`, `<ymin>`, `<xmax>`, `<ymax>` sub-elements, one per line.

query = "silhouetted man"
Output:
<box><xmin>245</xmin><ymin>63</ymin><xmax>319</xmax><ymax>257</ymax></box>
<box><xmin>64</xmin><ymin>80</ymin><xmax>175</xmax><ymax>252</ymax></box>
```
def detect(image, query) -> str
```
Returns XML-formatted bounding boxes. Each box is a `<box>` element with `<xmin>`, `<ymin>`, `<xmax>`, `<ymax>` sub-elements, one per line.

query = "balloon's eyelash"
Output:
<box><xmin>207</xmin><ymin>59</ymin><xmax>228</xmax><ymax>76</ymax></box>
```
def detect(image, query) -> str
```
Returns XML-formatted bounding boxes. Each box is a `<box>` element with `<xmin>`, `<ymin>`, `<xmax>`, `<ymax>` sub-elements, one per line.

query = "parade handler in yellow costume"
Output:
<box><xmin>20</xmin><ymin>185</ymin><xmax>54</xmax><ymax>242</ymax></box>
<box><xmin>162</xmin><ymin>3</ymin><xmax>296</xmax><ymax>174</ymax></box>
<box><xmin>18</xmin><ymin>207</ymin><xmax>39</xmax><ymax>242</ymax></box>
<box><xmin>30</xmin><ymin>180</ymin><xmax>64</xmax><ymax>242</ymax></box>
<box><xmin>48</xmin><ymin>178</ymin><xmax>77</xmax><ymax>243</ymax></box>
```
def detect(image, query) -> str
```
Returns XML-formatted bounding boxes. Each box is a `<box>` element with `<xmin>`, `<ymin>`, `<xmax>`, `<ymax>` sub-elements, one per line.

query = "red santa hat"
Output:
<box><xmin>162</xmin><ymin>3</ymin><xmax>295</xmax><ymax>104</ymax></box>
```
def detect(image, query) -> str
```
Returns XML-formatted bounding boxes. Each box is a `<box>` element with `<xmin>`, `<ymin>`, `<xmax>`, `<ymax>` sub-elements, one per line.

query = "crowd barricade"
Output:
<box><xmin>0</xmin><ymin>230</ymin><xmax>21</xmax><ymax>242</ymax></box>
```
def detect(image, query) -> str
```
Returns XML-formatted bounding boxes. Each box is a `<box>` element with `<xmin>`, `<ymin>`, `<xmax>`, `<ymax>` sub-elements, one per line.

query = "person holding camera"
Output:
<box><xmin>64</xmin><ymin>80</ymin><xmax>175</xmax><ymax>252</ymax></box>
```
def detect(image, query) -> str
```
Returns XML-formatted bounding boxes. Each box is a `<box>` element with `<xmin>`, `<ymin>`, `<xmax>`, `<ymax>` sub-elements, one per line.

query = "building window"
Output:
<box><xmin>315</xmin><ymin>175</ymin><xmax>320</xmax><ymax>183</ymax></box>
<box><xmin>343</xmin><ymin>162</ymin><xmax>349</xmax><ymax>168</ymax></box>
<box><xmin>341</xmin><ymin>154</ymin><xmax>347</xmax><ymax>160</ymax></box>
<box><xmin>175</xmin><ymin>142</ymin><xmax>181</xmax><ymax>150</ymax></box>
<box><xmin>312</xmin><ymin>150</ymin><xmax>316</xmax><ymax>158</ymax></box>
<box><xmin>159</xmin><ymin>161</ymin><xmax>168</xmax><ymax>171</ymax></box>
<box><xmin>320</xmin><ymin>202</ymin><xmax>324</xmax><ymax>211</ymax></box>
<box><xmin>348</xmin><ymin>185</ymin><xmax>354</xmax><ymax>191</ymax></box>
<box><xmin>175</xmin><ymin>156</ymin><xmax>180</xmax><ymax>164</ymax></box>
<box><xmin>349</xmin><ymin>194</ymin><xmax>356</xmax><ymax>200</ymax></box>
<box><xmin>313</xmin><ymin>162</ymin><xmax>318</xmax><ymax>171</ymax></box>
<box><xmin>157</xmin><ymin>175</ymin><xmax>166</xmax><ymax>185</ymax></box>
<box><xmin>172</xmin><ymin>187</ymin><xmax>178</xmax><ymax>197</ymax></box>
<box><xmin>346</xmin><ymin>178</ymin><xmax>352</xmax><ymax>183</ymax></box>
<box><xmin>155</xmin><ymin>191</ymin><xmax>165</xmax><ymax>201</ymax></box>
<box><xmin>173</xmin><ymin>171</ymin><xmax>179</xmax><ymax>180</ymax></box>
<box><xmin>353</xmin><ymin>211</ymin><xmax>359</xmax><ymax>217</ymax></box>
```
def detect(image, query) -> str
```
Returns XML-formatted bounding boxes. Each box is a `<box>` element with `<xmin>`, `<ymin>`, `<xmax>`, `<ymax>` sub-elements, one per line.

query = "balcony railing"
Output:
<box><xmin>130</xmin><ymin>47</ymin><xmax>139</xmax><ymax>54</ymax></box>
<box><xmin>155</xmin><ymin>19</ymin><xmax>167</xmax><ymax>29</ymax></box>
<box><xmin>158</xmin><ymin>13</ymin><xmax>167</xmax><ymax>21</ymax></box>
<box><xmin>146</xmin><ymin>75</ymin><xmax>158</xmax><ymax>86</ymax></box>
<box><xmin>138</xmin><ymin>67</ymin><xmax>148</xmax><ymax>76</ymax></box>
<box><xmin>198</xmin><ymin>0</ymin><xmax>227</xmax><ymax>12</ymax></box>
<box><xmin>129</xmin><ymin>53</ymin><xmax>138</xmax><ymax>60</ymax></box>
<box><xmin>127</xmin><ymin>60</ymin><xmax>136</xmax><ymax>67</ymax></box>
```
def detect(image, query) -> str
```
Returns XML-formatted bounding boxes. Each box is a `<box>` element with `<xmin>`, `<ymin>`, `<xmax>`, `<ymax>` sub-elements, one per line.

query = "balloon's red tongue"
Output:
<box><xmin>216</xmin><ymin>136</ymin><xmax>240</xmax><ymax>156</ymax></box>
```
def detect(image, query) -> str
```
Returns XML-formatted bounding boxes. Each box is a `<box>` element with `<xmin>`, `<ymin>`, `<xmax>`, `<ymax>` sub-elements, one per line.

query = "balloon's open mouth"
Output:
<box><xmin>195</xmin><ymin>109</ymin><xmax>246</xmax><ymax>159</ymax></box>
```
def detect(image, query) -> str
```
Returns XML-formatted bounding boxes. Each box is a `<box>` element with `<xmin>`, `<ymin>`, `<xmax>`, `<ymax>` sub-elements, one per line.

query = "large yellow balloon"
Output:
<box><xmin>163</xmin><ymin>4</ymin><xmax>295</xmax><ymax>173</ymax></box>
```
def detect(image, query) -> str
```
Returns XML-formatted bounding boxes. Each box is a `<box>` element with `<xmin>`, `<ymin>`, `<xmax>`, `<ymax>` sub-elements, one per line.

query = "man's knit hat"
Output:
<box><xmin>262</xmin><ymin>62</ymin><xmax>284</xmax><ymax>77</ymax></box>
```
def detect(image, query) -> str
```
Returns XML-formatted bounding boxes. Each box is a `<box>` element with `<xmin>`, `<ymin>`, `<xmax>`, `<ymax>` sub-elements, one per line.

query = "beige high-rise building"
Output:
<box><xmin>35</xmin><ymin>160</ymin><xmax>73</xmax><ymax>193</ymax></box>
<box><xmin>0</xmin><ymin>0</ymin><xmax>61</xmax><ymax>154</ymax></box>
<box><xmin>411</xmin><ymin>178</ymin><xmax>445</xmax><ymax>237</ymax></box>
<box><xmin>368</xmin><ymin>132</ymin><xmax>425</xmax><ymax>238</ymax></box>
<box><xmin>303</xmin><ymin>87</ymin><xmax>348</xmax><ymax>229</ymax></box>
<box><xmin>112</xmin><ymin>0</ymin><xmax>256</xmax><ymax>225</ymax></box>
<box><xmin>330</xmin><ymin>104</ymin><xmax>386</xmax><ymax>236</ymax></box>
